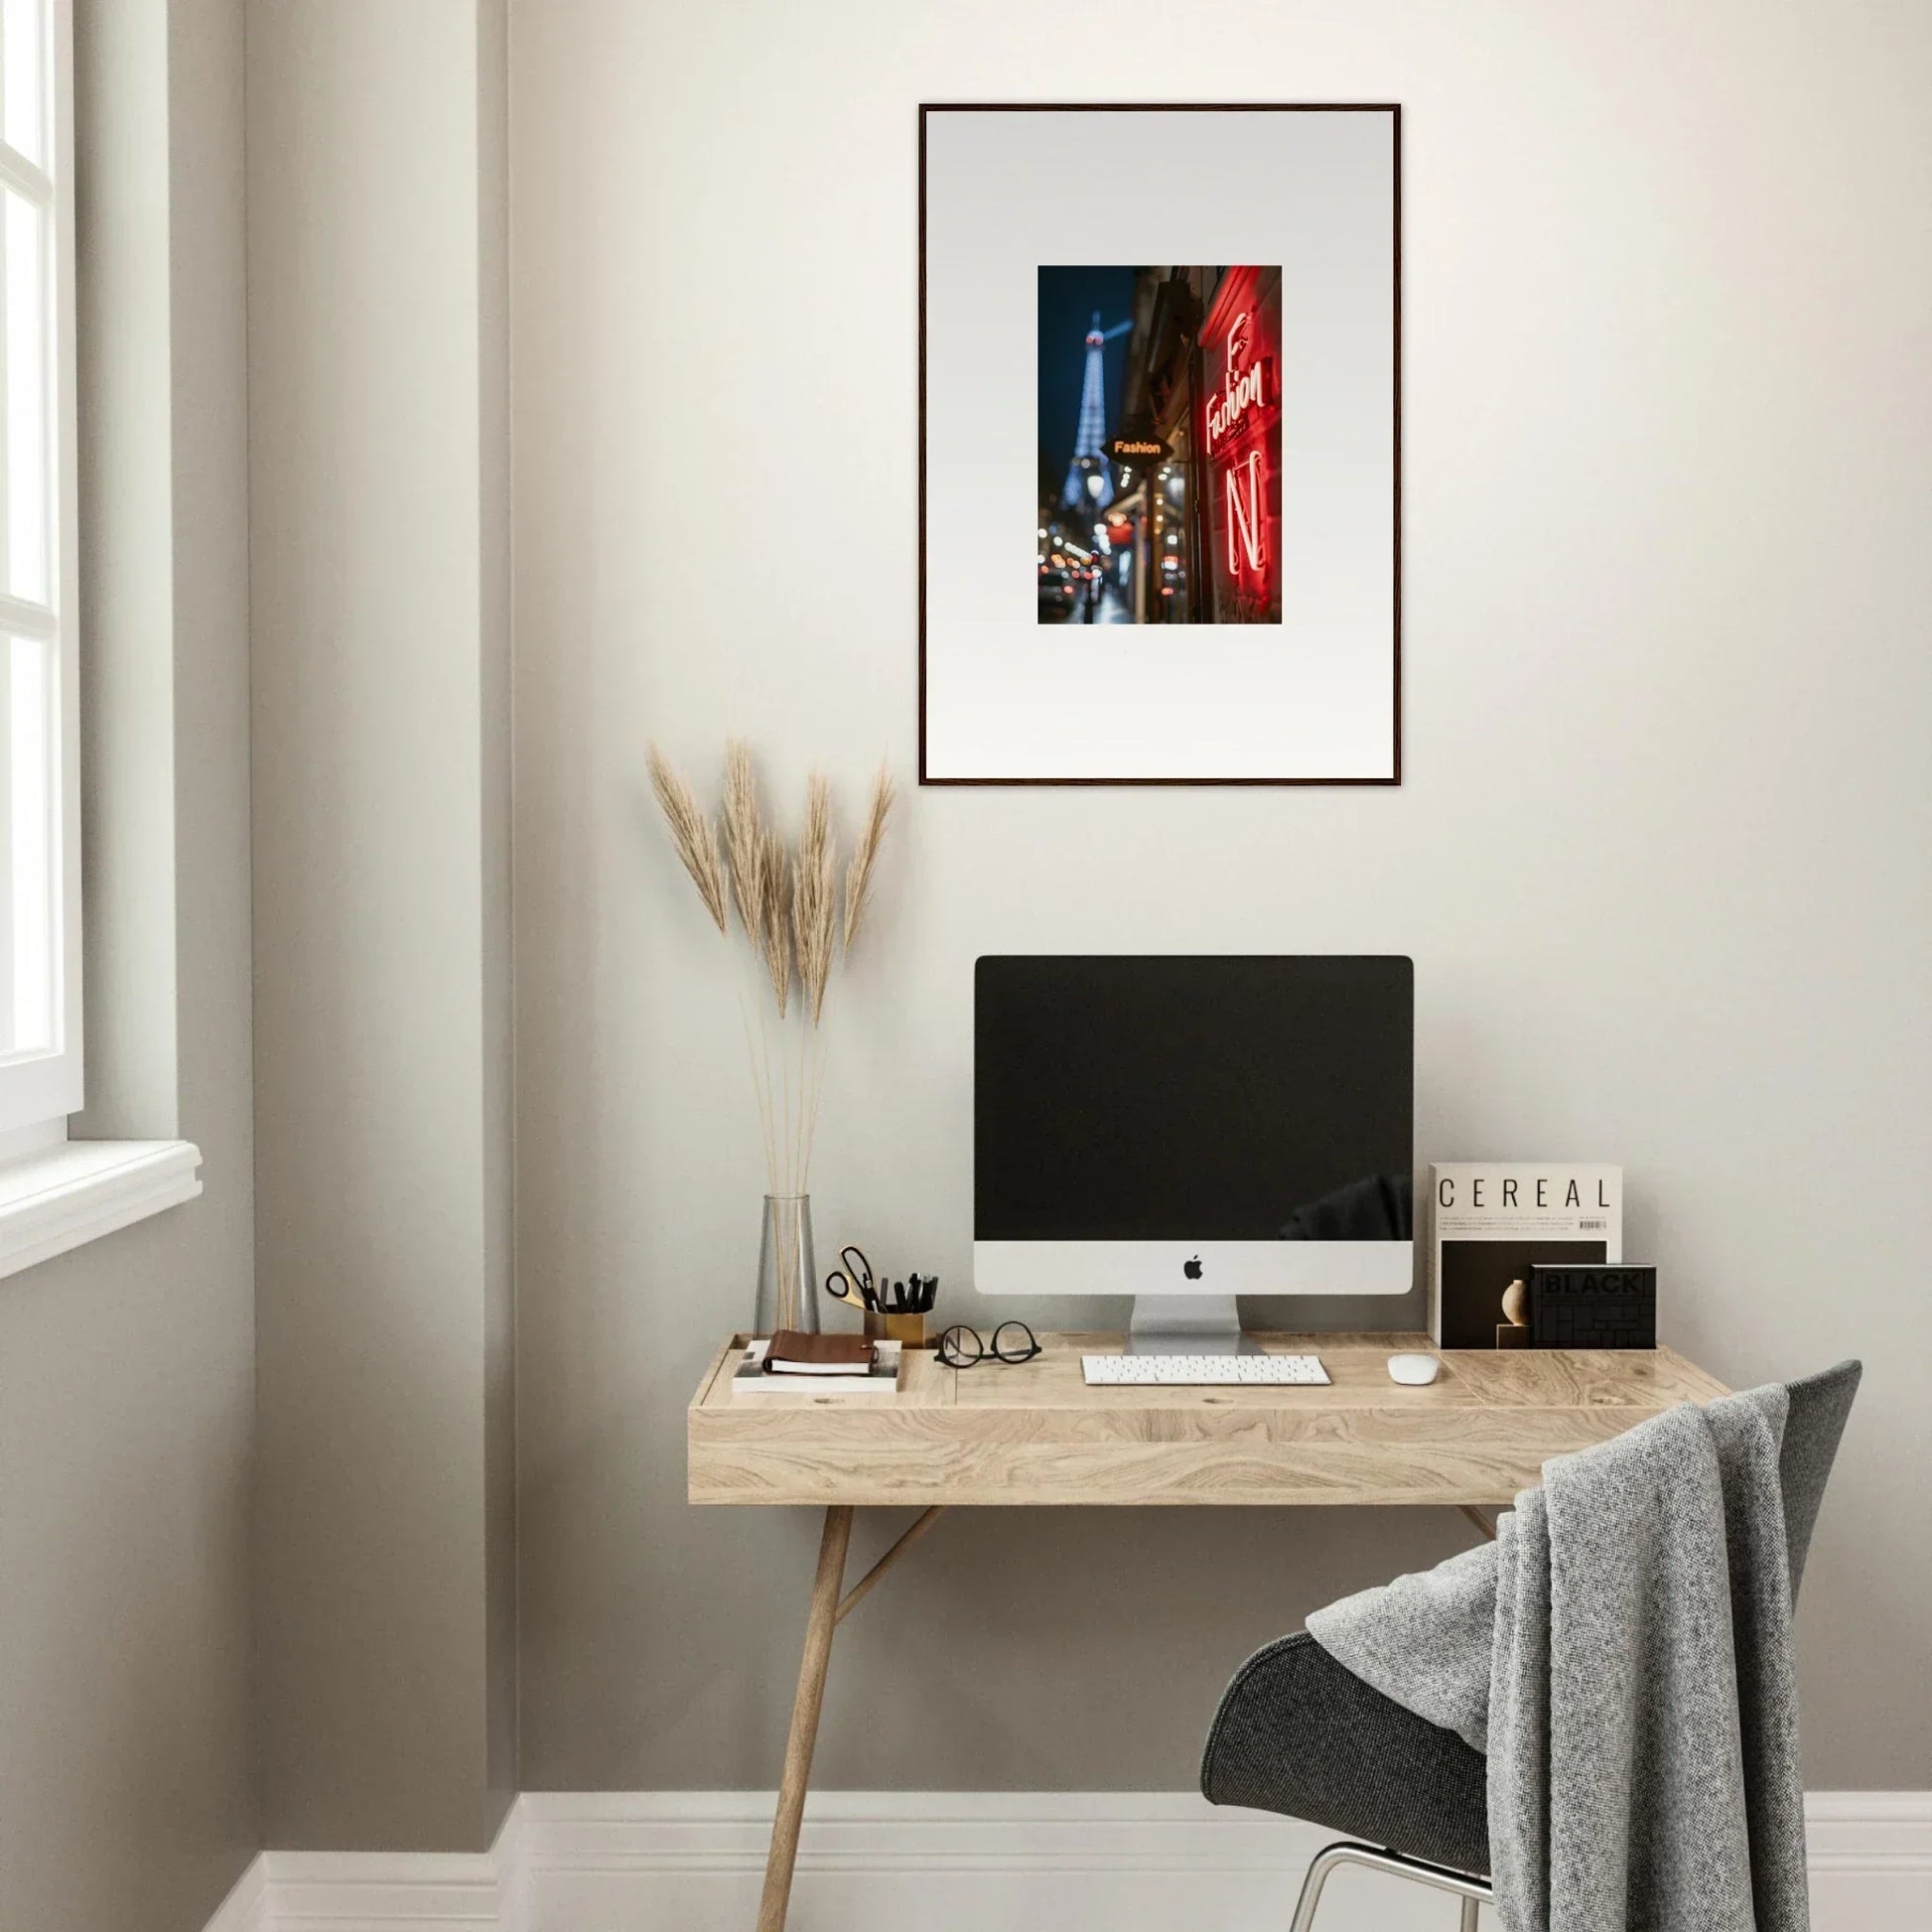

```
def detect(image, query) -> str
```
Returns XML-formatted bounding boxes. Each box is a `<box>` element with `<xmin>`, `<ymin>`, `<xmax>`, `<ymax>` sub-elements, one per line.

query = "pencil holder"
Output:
<box><xmin>862</xmin><ymin>1311</ymin><xmax>928</xmax><ymax>1347</ymax></box>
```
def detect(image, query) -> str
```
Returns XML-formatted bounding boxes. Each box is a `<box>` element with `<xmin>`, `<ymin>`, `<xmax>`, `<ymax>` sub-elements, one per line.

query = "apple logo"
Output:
<box><xmin>1183</xmin><ymin>1255</ymin><xmax>1203</xmax><ymax>1280</ymax></box>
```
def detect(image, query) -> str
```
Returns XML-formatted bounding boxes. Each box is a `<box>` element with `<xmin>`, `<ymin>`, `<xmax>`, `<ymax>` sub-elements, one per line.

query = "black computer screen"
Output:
<box><xmin>974</xmin><ymin>956</ymin><xmax>1414</xmax><ymax>1241</ymax></box>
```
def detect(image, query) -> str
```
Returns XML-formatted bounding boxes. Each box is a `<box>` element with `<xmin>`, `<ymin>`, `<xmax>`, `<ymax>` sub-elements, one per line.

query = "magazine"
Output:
<box><xmin>1429</xmin><ymin>1164</ymin><xmax>1621</xmax><ymax>1349</ymax></box>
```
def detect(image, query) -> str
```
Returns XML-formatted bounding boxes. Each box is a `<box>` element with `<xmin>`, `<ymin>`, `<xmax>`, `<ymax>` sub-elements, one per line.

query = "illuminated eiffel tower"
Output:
<box><xmin>1060</xmin><ymin>310</ymin><xmax>1132</xmax><ymax>511</ymax></box>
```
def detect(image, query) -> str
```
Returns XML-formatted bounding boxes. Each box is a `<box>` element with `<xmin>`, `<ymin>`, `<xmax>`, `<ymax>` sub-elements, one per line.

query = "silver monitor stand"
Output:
<box><xmin>1125</xmin><ymin>1294</ymin><xmax>1259</xmax><ymax>1356</ymax></box>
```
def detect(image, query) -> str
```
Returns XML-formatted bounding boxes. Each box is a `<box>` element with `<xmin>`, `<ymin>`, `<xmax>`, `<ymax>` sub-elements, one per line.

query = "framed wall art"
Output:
<box><xmin>918</xmin><ymin>104</ymin><xmax>1401</xmax><ymax>785</ymax></box>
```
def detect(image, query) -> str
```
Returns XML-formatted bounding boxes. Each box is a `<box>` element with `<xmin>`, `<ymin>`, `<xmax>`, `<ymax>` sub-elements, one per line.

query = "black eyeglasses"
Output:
<box><xmin>937</xmin><ymin>1321</ymin><xmax>1041</xmax><ymax>1368</ymax></box>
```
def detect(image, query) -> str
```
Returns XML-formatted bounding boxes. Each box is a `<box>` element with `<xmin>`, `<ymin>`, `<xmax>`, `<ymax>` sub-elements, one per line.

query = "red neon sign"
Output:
<box><xmin>1226</xmin><ymin>448</ymin><xmax>1266</xmax><ymax>577</ymax></box>
<box><xmin>1205</xmin><ymin>312</ymin><xmax>1271</xmax><ymax>456</ymax></box>
<box><xmin>1198</xmin><ymin>268</ymin><xmax>1282</xmax><ymax>621</ymax></box>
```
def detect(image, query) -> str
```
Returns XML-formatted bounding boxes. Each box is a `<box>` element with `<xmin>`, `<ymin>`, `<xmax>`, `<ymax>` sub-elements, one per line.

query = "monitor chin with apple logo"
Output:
<box><xmin>973</xmin><ymin>956</ymin><xmax>1415</xmax><ymax>1355</ymax></box>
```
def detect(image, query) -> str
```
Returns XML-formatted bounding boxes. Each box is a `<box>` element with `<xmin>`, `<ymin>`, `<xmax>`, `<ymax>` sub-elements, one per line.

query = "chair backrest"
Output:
<box><xmin>1778</xmin><ymin>1359</ymin><xmax>1861</xmax><ymax>1601</ymax></box>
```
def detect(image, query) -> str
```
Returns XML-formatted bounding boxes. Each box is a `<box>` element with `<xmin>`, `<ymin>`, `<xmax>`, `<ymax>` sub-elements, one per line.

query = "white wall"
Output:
<box><xmin>248</xmin><ymin>0</ymin><xmax>516</xmax><ymax>1853</ymax></box>
<box><xmin>510</xmin><ymin>0</ymin><xmax>1932</xmax><ymax>1794</ymax></box>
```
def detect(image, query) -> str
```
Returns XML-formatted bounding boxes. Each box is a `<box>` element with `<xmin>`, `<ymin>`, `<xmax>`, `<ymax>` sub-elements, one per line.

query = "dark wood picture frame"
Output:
<box><xmin>917</xmin><ymin>102</ymin><xmax>1402</xmax><ymax>787</ymax></box>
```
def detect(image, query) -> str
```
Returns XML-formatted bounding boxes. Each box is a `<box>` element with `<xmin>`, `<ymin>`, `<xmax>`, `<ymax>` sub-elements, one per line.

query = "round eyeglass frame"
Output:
<box><xmin>936</xmin><ymin>1320</ymin><xmax>1041</xmax><ymax>1368</ymax></box>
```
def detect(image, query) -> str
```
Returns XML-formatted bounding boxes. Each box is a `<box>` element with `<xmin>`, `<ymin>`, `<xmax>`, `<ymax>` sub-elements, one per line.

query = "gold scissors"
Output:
<box><xmin>824</xmin><ymin>1244</ymin><xmax>878</xmax><ymax>1313</ymax></box>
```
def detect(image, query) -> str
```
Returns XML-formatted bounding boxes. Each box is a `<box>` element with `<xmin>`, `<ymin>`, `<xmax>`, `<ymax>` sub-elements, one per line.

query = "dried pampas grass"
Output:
<box><xmin>646</xmin><ymin>746</ymin><xmax>727</xmax><ymax>935</ymax></box>
<box><xmin>843</xmin><ymin>763</ymin><xmax>895</xmax><ymax>952</ymax></box>
<box><xmin>758</xmin><ymin>826</ymin><xmax>792</xmax><ymax>1020</ymax></box>
<box><xmin>792</xmin><ymin>774</ymin><xmax>837</xmax><ymax>1026</ymax></box>
<box><xmin>645</xmin><ymin>742</ymin><xmax>897</xmax><ymax>1195</ymax></box>
<box><xmin>721</xmin><ymin>739</ymin><xmax>766</xmax><ymax>941</ymax></box>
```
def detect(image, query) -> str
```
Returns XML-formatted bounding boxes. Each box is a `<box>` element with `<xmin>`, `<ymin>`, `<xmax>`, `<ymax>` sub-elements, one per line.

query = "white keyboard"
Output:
<box><xmin>1081</xmin><ymin>1352</ymin><xmax>1329</xmax><ymax>1387</ymax></box>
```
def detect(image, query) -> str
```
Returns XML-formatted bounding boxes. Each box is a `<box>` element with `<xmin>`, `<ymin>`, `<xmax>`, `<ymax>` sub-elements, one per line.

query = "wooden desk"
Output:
<box><xmin>688</xmin><ymin>1331</ymin><xmax>1726</xmax><ymax>1930</ymax></box>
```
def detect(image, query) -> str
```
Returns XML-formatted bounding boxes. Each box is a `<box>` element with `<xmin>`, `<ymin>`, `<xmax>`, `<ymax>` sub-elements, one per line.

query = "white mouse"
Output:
<box><xmin>1387</xmin><ymin>1352</ymin><xmax>1442</xmax><ymax>1386</ymax></box>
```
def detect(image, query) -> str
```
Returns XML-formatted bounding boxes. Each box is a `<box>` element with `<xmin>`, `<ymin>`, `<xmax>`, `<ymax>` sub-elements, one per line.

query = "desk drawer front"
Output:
<box><xmin>687</xmin><ymin>1402</ymin><xmax>1672</xmax><ymax>1507</ymax></box>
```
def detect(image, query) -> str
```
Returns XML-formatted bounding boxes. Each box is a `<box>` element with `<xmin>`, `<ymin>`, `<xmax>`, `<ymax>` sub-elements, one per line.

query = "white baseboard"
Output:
<box><xmin>1804</xmin><ymin>1792</ymin><xmax>1932</xmax><ymax>1929</ymax></box>
<box><xmin>205</xmin><ymin>1790</ymin><xmax>1932</xmax><ymax>1932</ymax></box>
<box><xmin>202</xmin><ymin>1856</ymin><xmax>267</xmax><ymax>1932</ymax></box>
<box><xmin>198</xmin><ymin>1802</ymin><xmax>523</xmax><ymax>1932</ymax></box>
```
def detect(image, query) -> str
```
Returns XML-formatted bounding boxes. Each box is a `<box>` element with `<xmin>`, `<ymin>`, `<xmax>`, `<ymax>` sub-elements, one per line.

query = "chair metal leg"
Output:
<box><xmin>1287</xmin><ymin>1844</ymin><xmax>1349</xmax><ymax>1932</ymax></box>
<box><xmin>1288</xmin><ymin>1841</ymin><xmax>1492</xmax><ymax>1932</ymax></box>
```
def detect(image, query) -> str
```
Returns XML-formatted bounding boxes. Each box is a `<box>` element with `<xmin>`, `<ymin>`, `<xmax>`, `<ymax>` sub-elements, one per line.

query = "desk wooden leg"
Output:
<box><xmin>837</xmin><ymin>1505</ymin><xmax>945</xmax><ymax>1625</ymax></box>
<box><xmin>1458</xmin><ymin>1505</ymin><xmax>1498</xmax><ymax>1542</ymax></box>
<box><xmin>758</xmin><ymin>1504</ymin><xmax>853</xmax><ymax>1932</ymax></box>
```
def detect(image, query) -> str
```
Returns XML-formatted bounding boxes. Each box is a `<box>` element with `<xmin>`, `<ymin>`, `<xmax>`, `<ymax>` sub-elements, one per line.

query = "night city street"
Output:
<box><xmin>1037</xmin><ymin>264</ymin><xmax>1282</xmax><ymax>626</ymax></box>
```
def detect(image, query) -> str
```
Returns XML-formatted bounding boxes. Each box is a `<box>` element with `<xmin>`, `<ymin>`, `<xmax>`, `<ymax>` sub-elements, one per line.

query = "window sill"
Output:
<box><xmin>0</xmin><ymin>1139</ymin><xmax>203</xmax><ymax>1282</ymax></box>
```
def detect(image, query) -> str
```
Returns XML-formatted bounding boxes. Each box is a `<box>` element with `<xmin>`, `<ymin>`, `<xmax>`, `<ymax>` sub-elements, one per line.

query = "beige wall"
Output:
<box><xmin>510</xmin><ymin>0</ymin><xmax>1932</xmax><ymax>1795</ymax></box>
<box><xmin>0</xmin><ymin>4</ymin><xmax>257</xmax><ymax>1930</ymax></box>
<box><xmin>249</xmin><ymin>0</ymin><xmax>516</xmax><ymax>1853</ymax></box>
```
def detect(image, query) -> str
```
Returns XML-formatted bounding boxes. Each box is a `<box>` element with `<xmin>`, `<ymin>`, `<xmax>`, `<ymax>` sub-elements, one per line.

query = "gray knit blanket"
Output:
<box><xmin>1307</xmin><ymin>1388</ymin><xmax>1808</xmax><ymax>1932</ymax></box>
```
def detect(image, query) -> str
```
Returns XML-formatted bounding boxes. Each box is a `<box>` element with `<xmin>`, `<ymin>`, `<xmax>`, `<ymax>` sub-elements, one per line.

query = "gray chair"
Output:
<box><xmin>1200</xmin><ymin>1361</ymin><xmax>1861</xmax><ymax>1930</ymax></box>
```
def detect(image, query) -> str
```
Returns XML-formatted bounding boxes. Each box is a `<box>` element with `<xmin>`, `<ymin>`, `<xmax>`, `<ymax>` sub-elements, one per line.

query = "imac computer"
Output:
<box><xmin>974</xmin><ymin>955</ymin><xmax>1414</xmax><ymax>1354</ymax></box>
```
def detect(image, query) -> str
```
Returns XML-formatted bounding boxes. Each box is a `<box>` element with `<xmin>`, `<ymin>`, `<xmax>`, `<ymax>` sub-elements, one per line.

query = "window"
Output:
<box><xmin>0</xmin><ymin>1</ymin><xmax>200</xmax><ymax>1270</ymax></box>
<box><xmin>0</xmin><ymin>0</ymin><xmax>75</xmax><ymax>1144</ymax></box>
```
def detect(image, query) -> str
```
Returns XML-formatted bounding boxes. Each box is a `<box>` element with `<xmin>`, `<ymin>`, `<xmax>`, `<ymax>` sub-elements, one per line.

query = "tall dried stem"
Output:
<box><xmin>721</xmin><ymin>739</ymin><xmax>765</xmax><ymax>940</ymax></box>
<box><xmin>843</xmin><ymin>763</ymin><xmax>895</xmax><ymax>952</ymax></box>
<box><xmin>791</xmin><ymin>774</ymin><xmax>838</xmax><ymax>1184</ymax></box>
<box><xmin>758</xmin><ymin>827</ymin><xmax>792</xmax><ymax>1020</ymax></box>
<box><xmin>646</xmin><ymin>746</ymin><xmax>727</xmax><ymax>934</ymax></box>
<box><xmin>793</xmin><ymin>774</ymin><xmax>836</xmax><ymax>1027</ymax></box>
<box><xmin>720</xmin><ymin>743</ymin><xmax>784</xmax><ymax>1189</ymax></box>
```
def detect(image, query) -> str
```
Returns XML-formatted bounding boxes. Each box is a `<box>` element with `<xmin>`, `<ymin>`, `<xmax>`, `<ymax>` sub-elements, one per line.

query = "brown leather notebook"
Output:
<box><xmin>764</xmin><ymin>1330</ymin><xmax>876</xmax><ymax>1375</ymax></box>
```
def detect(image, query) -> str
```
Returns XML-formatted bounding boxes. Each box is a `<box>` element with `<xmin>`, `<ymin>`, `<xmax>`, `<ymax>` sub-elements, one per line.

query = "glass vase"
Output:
<box><xmin>754</xmin><ymin>1193</ymin><xmax>818</xmax><ymax>1338</ymax></box>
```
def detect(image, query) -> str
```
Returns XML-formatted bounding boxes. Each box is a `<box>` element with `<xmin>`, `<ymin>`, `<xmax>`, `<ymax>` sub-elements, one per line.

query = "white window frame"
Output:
<box><xmin>0</xmin><ymin>0</ymin><xmax>78</xmax><ymax>1141</ymax></box>
<box><xmin>0</xmin><ymin>0</ymin><xmax>201</xmax><ymax>1277</ymax></box>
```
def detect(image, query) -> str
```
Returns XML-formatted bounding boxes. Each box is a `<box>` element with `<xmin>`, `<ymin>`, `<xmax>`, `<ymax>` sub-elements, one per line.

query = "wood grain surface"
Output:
<box><xmin>689</xmin><ymin>1332</ymin><xmax>1729</xmax><ymax>1508</ymax></box>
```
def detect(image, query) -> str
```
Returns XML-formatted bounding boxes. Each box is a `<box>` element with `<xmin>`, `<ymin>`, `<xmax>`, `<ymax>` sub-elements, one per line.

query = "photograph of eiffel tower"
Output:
<box><xmin>1038</xmin><ymin>264</ymin><xmax>1282</xmax><ymax>628</ymax></box>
